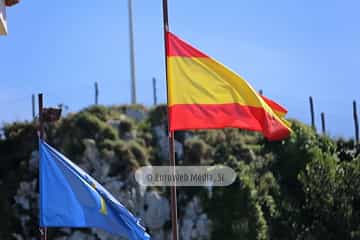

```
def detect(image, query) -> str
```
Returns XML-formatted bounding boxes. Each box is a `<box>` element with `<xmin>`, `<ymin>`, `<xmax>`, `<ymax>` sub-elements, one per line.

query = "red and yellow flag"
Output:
<box><xmin>166</xmin><ymin>32</ymin><xmax>291</xmax><ymax>141</ymax></box>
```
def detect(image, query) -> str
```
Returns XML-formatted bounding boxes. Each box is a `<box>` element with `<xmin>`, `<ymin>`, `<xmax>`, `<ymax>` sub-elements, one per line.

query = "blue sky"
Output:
<box><xmin>1</xmin><ymin>0</ymin><xmax>359</xmax><ymax>138</ymax></box>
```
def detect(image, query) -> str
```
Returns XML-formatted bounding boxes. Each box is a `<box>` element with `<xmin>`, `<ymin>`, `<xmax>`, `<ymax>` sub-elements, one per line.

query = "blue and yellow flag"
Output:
<box><xmin>39</xmin><ymin>140</ymin><xmax>150</xmax><ymax>240</ymax></box>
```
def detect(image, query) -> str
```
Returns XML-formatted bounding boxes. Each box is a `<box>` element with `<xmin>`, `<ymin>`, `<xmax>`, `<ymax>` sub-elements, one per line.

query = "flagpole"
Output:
<box><xmin>162</xmin><ymin>1</ymin><xmax>179</xmax><ymax>240</ymax></box>
<box><xmin>38</xmin><ymin>93</ymin><xmax>48</xmax><ymax>240</ymax></box>
<box><xmin>128</xmin><ymin>0</ymin><xmax>137</xmax><ymax>104</ymax></box>
<box><xmin>168</xmin><ymin>131</ymin><xmax>178</xmax><ymax>240</ymax></box>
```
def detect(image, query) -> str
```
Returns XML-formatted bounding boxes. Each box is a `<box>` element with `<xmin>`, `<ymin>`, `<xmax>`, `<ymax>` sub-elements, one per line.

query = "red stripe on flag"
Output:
<box><xmin>166</xmin><ymin>32</ymin><xmax>209</xmax><ymax>57</ymax></box>
<box><xmin>261</xmin><ymin>96</ymin><xmax>287</xmax><ymax>114</ymax></box>
<box><xmin>169</xmin><ymin>103</ymin><xmax>290</xmax><ymax>141</ymax></box>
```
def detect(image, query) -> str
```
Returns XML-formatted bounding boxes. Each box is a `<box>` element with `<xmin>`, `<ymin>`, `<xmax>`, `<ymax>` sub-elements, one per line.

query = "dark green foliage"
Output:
<box><xmin>147</xmin><ymin>105</ymin><xmax>168</xmax><ymax>127</ymax></box>
<box><xmin>126</xmin><ymin>140</ymin><xmax>150</xmax><ymax>167</ymax></box>
<box><xmin>83</xmin><ymin>105</ymin><xmax>110</xmax><ymax>121</ymax></box>
<box><xmin>0</xmin><ymin>122</ymin><xmax>38</xmax><ymax>239</ymax></box>
<box><xmin>204</xmin><ymin>162</ymin><xmax>268</xmax><ymax>240</ymax></box>
<box><xmin>184</xmin><ymin>137</ymin><xmax>210</xmax><ymax>165</ymax></box>
<box><xmin>1</xmin><ymin>122</ymin><xmax>37</xmax><ymax>175</ymax></box>
<box><xmin>54</xmin><ymin>112</ymin><xmax>117</xmax><ymax>161</ymax></box>
<box><xmin>336</xmin><ymin>138</ymin><xmax>360</xmax><ymax>162</ymax></box>
<box><xmin>298</xmin><ymin>154</ymin><xmax>360</xmax><ymax>239</ymax></box>
<box><xmin>99</xmin><ymin>139</ymin><xmax>150</xmax><ymax>177</ymax></box>
<box><xmin>118</xmin><ymin>117</ymin><xmax>135</xmax><ymax>138</ymax></box>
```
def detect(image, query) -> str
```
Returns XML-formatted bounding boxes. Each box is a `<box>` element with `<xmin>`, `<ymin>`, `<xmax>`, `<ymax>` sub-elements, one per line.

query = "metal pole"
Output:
<box><xmin>128</xmin><ymin>0</ymin><xmax>137</xmax><ymax>104</ymax></box>
<box><xmin>95</xmin><ymin>82</ymin><xmax>99</xmax><ymax>105</ymax></box>
<box><xmin>162</xmin><ymin>1</ymin><xmax>179</xmax><ymax>240</ymax></box>
<box><xmin>153</xmin><ymin>77</ymin><xmax>157</xmax><ymax>105</ymax></box>
<box><xmin>309</xmin><ymin>96</ymin><xmax>316</xmax><ymax>131</ymax></box>
<box><xmin>32</xmin><ymin>94</ymin><xmax>36</xmax><ymax>120</ymax></box>
<box><xmin>38</xmin><ymin>93</ymin><xmax>47</xmax><ymax>240</ymax></box>
<box><xmin>168</xmin><ymin>131</ymin><xmax>178</xmax><ymax>240</ymax></box>
<box><xmin>321</xmin><ymin>112</ymin><xmax>326</xmax><ymax>135</ymax></box>
<box><xmin>353</xmin><ymin>101</ymin><xmax>359</xmax><ymax>145</ymax></box>
<box><xmin>38</xmin><ymin>94</ymin><xmax>44</xmax><ymax>139</ymax></box>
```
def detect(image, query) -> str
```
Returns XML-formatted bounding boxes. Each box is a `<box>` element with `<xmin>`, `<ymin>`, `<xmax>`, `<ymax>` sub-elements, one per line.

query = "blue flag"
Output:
<box><xmin>39</xmin><ymin>139</ymin><xmax>150</xmax><ymax>240</ymax></box>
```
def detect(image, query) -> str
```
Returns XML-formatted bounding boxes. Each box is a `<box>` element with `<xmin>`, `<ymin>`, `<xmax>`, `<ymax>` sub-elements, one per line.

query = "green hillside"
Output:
<box><xmin>1</xmin><ymin>104</ymin><xmax>359</xmax><ymax>240</ymax></box>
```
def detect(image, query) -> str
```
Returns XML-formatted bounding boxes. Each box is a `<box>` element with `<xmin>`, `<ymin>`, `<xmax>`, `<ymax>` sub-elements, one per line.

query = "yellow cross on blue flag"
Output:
<box><xmin>39</xmin><ymin>139</ymin><xmax>150</xmax><ymax>240</ymax></box>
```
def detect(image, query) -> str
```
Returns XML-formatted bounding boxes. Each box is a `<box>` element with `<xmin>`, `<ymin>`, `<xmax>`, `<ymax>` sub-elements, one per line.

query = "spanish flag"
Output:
<box><xmin>166</xmin><ymin>32</ymin><xmax>291</xmax><ymax>141</ymax></box>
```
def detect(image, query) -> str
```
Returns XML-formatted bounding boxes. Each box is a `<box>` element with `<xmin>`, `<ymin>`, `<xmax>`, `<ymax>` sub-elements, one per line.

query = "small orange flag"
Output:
<box><xmin>166</xmin><ymin>32</ymin><xmax>291</xmax><ymax>141</ymax></box>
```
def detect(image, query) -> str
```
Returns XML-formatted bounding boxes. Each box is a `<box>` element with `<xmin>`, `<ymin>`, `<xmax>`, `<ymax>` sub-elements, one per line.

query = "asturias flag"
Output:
<box><xmin>166</xmin><ymin>32</ymin><xmax>291</xmax><ymax>141</ymax></box>
<box><xmin>39</xmin><ymin>140</ymin><xmax>150</xmax><ymax>240</ymax></box>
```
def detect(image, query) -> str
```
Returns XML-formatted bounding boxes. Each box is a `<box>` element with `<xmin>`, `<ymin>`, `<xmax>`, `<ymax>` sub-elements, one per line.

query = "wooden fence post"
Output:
<box><xmin>32</xmin><ymin>94</ymin><xmax>36</xmax><ymax>120</ymax></box>
<box><xmin>95</xmin><ymin>82</ymin><xmax>99</xmax><ymax>105</ymax></box>
<box><xmin>309</xmin><ymin>96</ymin><xmax>316</xmax><ymax>131</ymax></box>
<box><xmin>153</xmin><ymin>77</ymin><xmax>157</xmax><ymax>105</ymax></box>
<box><xmin>353</xmin><ymin>100</ymin><xmax>359</xmax><ymax>145</ymax></box>
<box><xmin>321</xmin><ymin>112</ymin><xmax>326</xmax><ymax>135</ymax></box>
